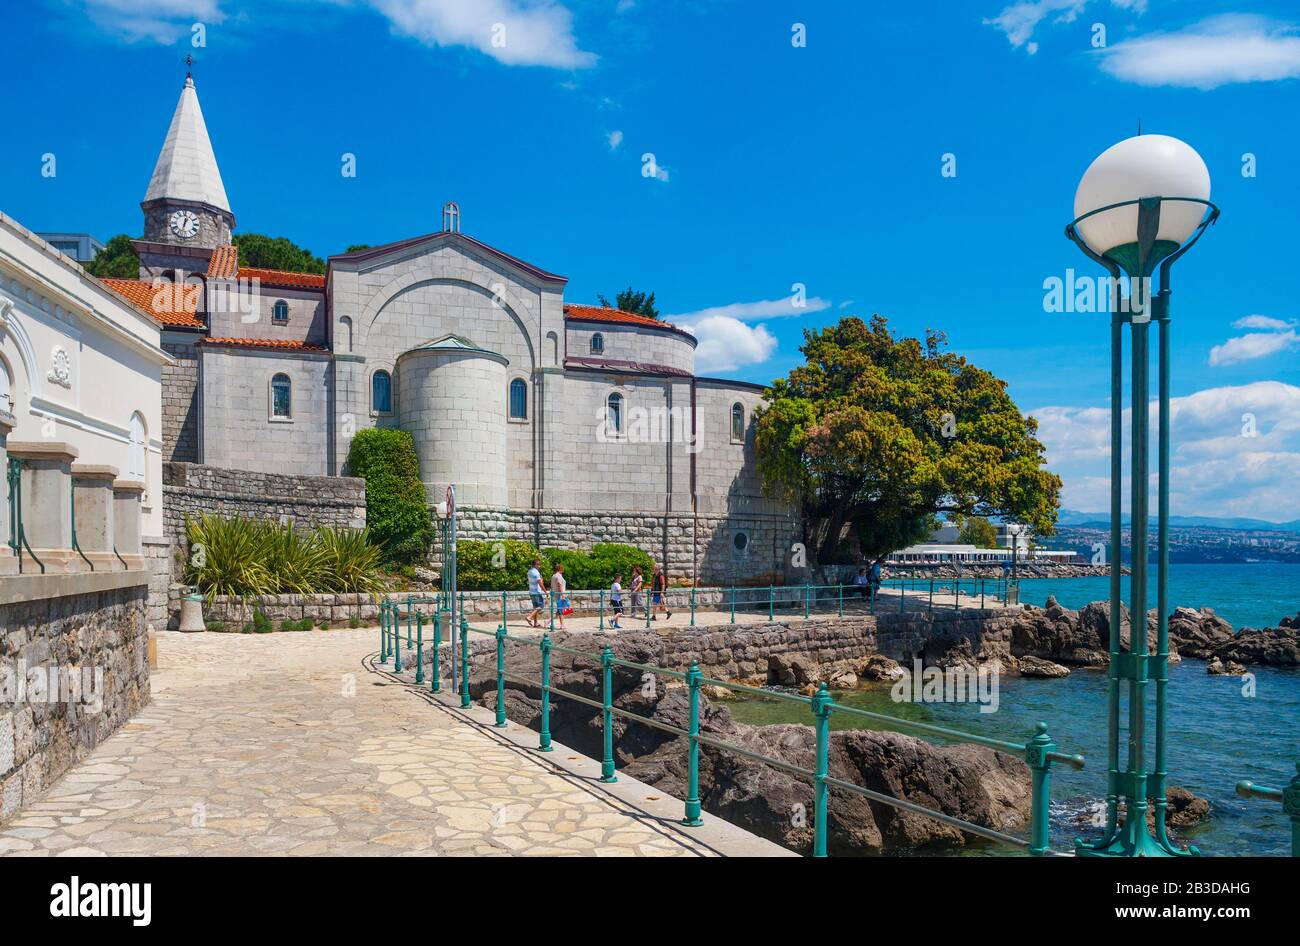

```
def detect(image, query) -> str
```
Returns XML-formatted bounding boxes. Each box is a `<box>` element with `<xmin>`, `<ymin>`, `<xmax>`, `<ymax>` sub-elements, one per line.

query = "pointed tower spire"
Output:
<box><xmin>143</xmin><ymin>74</ymin><xmax>230</xmax><ymax>214</ymax></box>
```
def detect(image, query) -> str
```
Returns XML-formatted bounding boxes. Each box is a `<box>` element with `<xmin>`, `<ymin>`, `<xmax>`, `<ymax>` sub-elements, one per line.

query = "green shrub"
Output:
<box><xmin>205</xmin><ymin>620</ymin><xmax>227</xmax><ymax>633</ymax></box>
<box><xmin>349</xmin><ymin>616</ymin><xmax>362</xmax><ymax>629</ymax></box>
<box><xmin>345</xmin><ymin>428</ymin><xmax>433</xmax><ymax>566</ymax></box>
<box><xmin>280</xmin><ymin>618</ymin><xmax>314</xmax><ymax>632</ymax></box>
<box><xmin>451</xmin><ymin>541</ymin><xmax>649</xmax><ymax>591</ymax></box>
<box><xmin>184</xmin><ymin>515</ymin><xmax>388</xmax><ymax>599</ymax></box>
<box><xmin>455</xmin><ymin>540</ymin><xmax>549</xmax><ymax>591</ymax></box>
<box><xmin>316</xmin><ymin>618</ymin><xmax>332</xmax><ymax>630</ymax></box>
<box><xmin>253</xmin><ymin>609</ymin><xmax>273</xmax><ymax>634</ymax></box>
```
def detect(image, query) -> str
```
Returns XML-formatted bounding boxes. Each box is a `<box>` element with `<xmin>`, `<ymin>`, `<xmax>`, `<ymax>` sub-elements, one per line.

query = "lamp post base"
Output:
<box><xmin>1075</xmin><ymin>822</ymin><xmax>1199</xmax><ymax>858</ymax></box>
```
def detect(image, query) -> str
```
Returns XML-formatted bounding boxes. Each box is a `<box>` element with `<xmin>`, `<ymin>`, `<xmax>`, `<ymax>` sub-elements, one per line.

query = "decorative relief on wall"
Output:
<box><xmin>47</xmin><ymin>345</ymin><xmax>71</xmax><ymax>387</ymax></box>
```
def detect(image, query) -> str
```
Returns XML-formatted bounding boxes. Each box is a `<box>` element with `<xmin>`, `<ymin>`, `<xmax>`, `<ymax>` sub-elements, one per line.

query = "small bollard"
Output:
<box><xmin>392</xmin><ymin>607</ymin><xmax>402</xmax><ymax>673</ymax></box>
<box><xmin>431</xmin><ymin>610</ymin><xmax>442</xmax><ymax>693</ymax></box>
<box><xmin>460</xmin><ymin>612</ymin><xmax>470</xmax><ymax>708</ymax></box>
<box><xmin>415</xmin><ymin>611</ymin><xmax>425</xmax><ymax>685</ymax></box>
<box><xmin>379</xmin><ymin>603</ymin><xmax>389</xmax><ymax>663</ymax></box>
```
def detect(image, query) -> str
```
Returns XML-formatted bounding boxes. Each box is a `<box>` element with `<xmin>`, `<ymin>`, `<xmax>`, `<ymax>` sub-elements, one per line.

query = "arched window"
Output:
<box><xmin>372</xmin><ymin>370</ymin><xmax>392</xmax><ymax>414</ymax></box>
<box><xmin>606</xmin><ymin>392</ymin><xmax>623</xmax><ymax>436</ymax></box>
<box><xmin>590</xmin><ymin>332</ymin><xmax>604</xmax><ymax>354</ymax></box>
<box><xmin>339</xmin><ymin>316</ymin><xmax>353</xmax><ymax>352</ymax></box>
<box><xmin>128</xmin><ymin>413</ymin><xmax>147</xmax><ymax>479</ymax></box>
<box><xmin>0</xmin><ymin>356</ymin><xmax>11</xmax><ymax>414</ymax></box>
<box><xmin>270</xmin><ymin>373</ymin><xmax>292</xmax><ymax>419</ymax></box>
<box><xmin>272</xmin><ymin>299</ymin><xmax>289</xmax><ymax>324</ymax></box>
<box><xmin>730</xmin><ymin>402</ymin><xmax>745</xmax><ymax>443</ymax></box>
<box><xmin>508</xmin><ymin>378</ymin><xmax>528</xmax><ymax>419</ymax></box>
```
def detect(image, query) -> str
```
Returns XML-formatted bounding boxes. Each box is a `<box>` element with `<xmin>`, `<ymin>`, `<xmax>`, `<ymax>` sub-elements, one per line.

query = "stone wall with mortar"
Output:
<box><xmin>449</xmin><ymin>505</ymin><xmax>802</xmax><ymax>586</ymax></box>
<box><xmin>199</xmin><ymin>593</ymin><xmax>382</xmax><ymax>627</ymax></box>
<box><xmin>141</xmin><ymin>535</ymin><xmax>172</xmax><ymax>631</ymax></box>
<box><xmin>0</xmin><ymin>572</ymin><xmax>151</xmax><ymax>825</ymax></box>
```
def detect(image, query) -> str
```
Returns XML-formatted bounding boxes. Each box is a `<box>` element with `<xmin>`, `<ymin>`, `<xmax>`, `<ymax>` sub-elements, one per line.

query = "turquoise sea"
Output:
<box><xmin>730</xmin><ymin>563</ymin><xmax>1300</xmax><ymax>856</ymax></box>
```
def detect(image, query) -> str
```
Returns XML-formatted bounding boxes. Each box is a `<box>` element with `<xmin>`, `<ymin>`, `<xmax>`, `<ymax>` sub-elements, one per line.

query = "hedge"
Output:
<box><xmin>454</xmin><ymin>541</ymin><xmax>652</xmax><ymax>591</ymax></box>
<box><xmin>345</xmin><ymin>428</ymin><xmax>433</xmax><ymax>567</ymax></box>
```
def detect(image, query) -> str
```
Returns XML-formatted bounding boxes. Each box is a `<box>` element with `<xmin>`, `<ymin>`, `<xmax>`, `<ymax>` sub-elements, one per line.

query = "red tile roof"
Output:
<box><xmin>239</xmin><ymin>266</ymin><xmax>326</xmax><ymax>289</ymax></box>
<box><xmin>563</xmin><ymin>304</ymin><xmax>694</xmax><ymax>341</ymax></box>
<box><xmin>100</xmin><ymin>277</ymin><xmax>205</xmax><ymax>328</ymax></box>
<box><xmin>201</xmin><ymin>337</ymin><xmax>329</xmax><ymax>353</ymax></box>
<box><xmin>206</xmin><ymin>244</ymin><xmax>238</xmax><ymax>279</ymax></box>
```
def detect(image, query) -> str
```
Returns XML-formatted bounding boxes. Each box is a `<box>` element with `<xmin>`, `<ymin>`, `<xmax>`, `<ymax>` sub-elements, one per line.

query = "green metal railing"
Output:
<box><xmin>435</xmin><ymin>578</ymin><xmax>1018</xmax><ymax>634</ymax></box>
<box><xmin>1236</xmin><ymin>763</ymin><xmax>1300</xmax><ymax>857</ymax></box>
<box><xmin>375</xmin><ymin>598</ymin><xmax>1084</xmax><ymax>857</ymax></box>
<box><xmin>6</xmin><ymin>457</ymin><xmax>43</xmax><ymax>574</ymax></box>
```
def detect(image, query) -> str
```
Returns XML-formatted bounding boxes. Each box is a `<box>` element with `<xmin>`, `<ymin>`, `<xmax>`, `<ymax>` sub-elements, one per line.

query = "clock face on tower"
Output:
<box><xmin>169</xmin><ymin>210</ymin><xmax>200</xmax><ymax>239</ymax></box>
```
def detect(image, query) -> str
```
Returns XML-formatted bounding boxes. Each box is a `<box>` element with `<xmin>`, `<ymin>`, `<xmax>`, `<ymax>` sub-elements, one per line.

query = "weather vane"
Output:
<box><xmin>184</xmin><ymin>53</ymin><xmax>196</xmax><ymax>79</ymax></box>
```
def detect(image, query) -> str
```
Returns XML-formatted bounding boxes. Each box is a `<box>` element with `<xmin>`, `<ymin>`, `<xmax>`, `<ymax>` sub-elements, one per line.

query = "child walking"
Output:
<box><xmin>609</xmin><ymin>573</ymin><xmax>624</xmax><ymax>630</ymax></box>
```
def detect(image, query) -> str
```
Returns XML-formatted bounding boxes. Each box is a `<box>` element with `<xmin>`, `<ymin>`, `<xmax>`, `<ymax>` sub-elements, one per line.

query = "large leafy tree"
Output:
<box><xmin>84</xmin><ymin>234</ymin><xmax>141</xmax><ymax>279</ymax></box>
<box><xmin>755</xmin><ymin>316</ymin><xmax>1061</xmax><ymax>564</ymax></box>
<box><xmin>232</xmin><ymin>233</ymin><xmax>325</xmax><ymax>273</ymax></box>
<box><xmin>597</xmin><ymin>287</ymin><xmax>659</xmax><ymax>319</ymax></box>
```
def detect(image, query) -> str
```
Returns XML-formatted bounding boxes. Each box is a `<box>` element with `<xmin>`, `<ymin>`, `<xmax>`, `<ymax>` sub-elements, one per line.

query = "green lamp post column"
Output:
<box><xmin>1066</xmin><ymin>134</ymin><xmax>1218</xmax><ymax>857</ymax></box>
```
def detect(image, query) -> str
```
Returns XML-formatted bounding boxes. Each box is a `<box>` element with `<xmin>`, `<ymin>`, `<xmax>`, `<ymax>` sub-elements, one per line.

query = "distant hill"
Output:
<box><xmin>1056</xmin><ymin>509</ymin><xmax>1300</xmax><ymax>532</ymax></box>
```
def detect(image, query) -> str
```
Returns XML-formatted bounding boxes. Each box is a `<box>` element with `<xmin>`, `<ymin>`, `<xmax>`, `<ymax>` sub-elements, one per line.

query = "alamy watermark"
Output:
<box><xmin>890</xmin><ymin>659</ymin><xmax>999</xmax><ymax>714</ymax></box>
<box><xmin>1</xmin><ymin>660</ymin><xmax>105</xmax><ymax>712</ymax></box>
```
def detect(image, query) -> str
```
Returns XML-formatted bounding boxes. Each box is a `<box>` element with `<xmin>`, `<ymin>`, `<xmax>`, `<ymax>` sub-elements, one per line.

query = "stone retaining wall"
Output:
<box><xmin>162</xmin><ymin>462</ymin><xmax>366</xmax><ymax>551</ymax></box>
<box><xmin>0</xmin><ymin>572</ymin><xmax>151</xmax><ymax>824</ymax></box>
<box><xmin>198</xmin><ymin>593</ymin><xmax>383</xmax><ymax>628</ymax></box>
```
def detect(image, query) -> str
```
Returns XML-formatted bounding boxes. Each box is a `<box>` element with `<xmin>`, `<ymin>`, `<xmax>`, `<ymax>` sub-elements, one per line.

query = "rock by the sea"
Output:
<box><xmin>859</xmin><ymin>654</ymin><xmax>907</xmax><ymax>682</ymax></box>
<box><xmin>1017</xmin><ymin>655</ymin><xmax>1070</xmax><ymax>678</ymax></box>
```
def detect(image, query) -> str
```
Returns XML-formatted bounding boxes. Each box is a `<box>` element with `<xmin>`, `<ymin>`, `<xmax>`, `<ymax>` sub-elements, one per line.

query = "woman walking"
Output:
<box><xmin>550</xmin><ymin>562</ymin><xmax>568</xmax><ymax>630</ymax></box>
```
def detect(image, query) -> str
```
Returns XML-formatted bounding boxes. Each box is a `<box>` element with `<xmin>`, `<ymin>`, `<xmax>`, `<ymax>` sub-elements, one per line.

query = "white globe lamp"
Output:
<box><xmin>1073</xmin><ymin>134</ymin><xmax>1211</xmax><ymax>273</ymax></box>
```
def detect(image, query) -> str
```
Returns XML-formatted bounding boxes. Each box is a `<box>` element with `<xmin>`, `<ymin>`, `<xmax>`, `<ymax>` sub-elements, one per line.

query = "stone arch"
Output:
<box><xmin>358</xmin><ymin>273</ymin><xmax>537</xmax><ymax>373</ymax></box>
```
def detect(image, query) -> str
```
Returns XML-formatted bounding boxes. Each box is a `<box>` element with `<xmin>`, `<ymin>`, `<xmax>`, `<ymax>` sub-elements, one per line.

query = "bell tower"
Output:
<box><xmin>135</xmin><ymin>59</ymin><xmax>235</xmax><ymax>279</ymax></box>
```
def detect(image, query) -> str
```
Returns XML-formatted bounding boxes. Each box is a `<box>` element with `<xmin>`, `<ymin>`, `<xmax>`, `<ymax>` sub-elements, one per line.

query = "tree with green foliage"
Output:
<box><xmin>345</xmin><ymin>429</ymin><xmax>433</xmax><ymax>566</ymax></box>
<box><xmin>344</xmin><ymin>244</ymin><xmax>372</xmax><ymax>253</ymax></box>
<box><xmin>232</xmin><ymin>233</ymin><xmax>325</xmax><ymax>273</ymax></box>
<box><xmin>957</xmin><ymin>516</ymin><xmax>1000</xmax><ymax>549</ymax></box>
<box><xmin>754</xmin><ymin>315</ymin><xmax>1061</xmax><ymax>565</ymax></box>
<box><xmin>84</xmin><ymin>234</ymin><xmax>141</xmax><ymax>279</ymax></box>
<box><xmin>597</xmin><ymin>287</ymin><xmax>659</xmax><ymax>319</ymax></box>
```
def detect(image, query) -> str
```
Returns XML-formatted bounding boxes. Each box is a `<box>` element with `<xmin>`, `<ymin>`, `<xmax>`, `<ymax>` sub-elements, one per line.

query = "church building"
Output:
<box><xmin>102</xmin><ymin>75</ymin><xmax>800</xmax><ymax>583</ymax></box>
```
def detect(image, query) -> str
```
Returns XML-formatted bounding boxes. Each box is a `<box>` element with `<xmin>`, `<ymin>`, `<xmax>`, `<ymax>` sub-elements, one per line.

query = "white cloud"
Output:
<box><xmin>1032</xmin><ymin>381</ymin><xmax>1300</xmax><ymax>519</ymax></box>
<box><xmin>677</xmin><ymin>316</ymin><xmax>778</xmax><ymax>374</ymax></box>
<box><xmin>1097</xmin><ymin>15</ymin><xmax>1300</xmax><ymax>89</ymax></box>
<box><xmin>368</xmin><ymin>0</ymin><xmax>596</xmax><ymax>68</ymax></box>
<box><xmin>606</xmin><ymin>129</ymin><xmax>624</xmax><ymax>150</ymax></box>
<box><xmin>1209</xmin><ymin>330</ymin><xmax>1300</xmax><ymax>366</ymax></box>
<box><xmin>1209</xmin><ymin>313</ymin><xmax>1300</xmax><ymax>366</ymax></box>
<box><xmin>78</xmin><ymin>0</ymin><xmax>224</xmax><ymax>43</ymax></box>
<box><xmin>666</xmin><ymin>295</ymin><xmax>832</xmax><ymax>323</ymax></box>
<box><xmin>984</xmin><ymin>0</ymin><xmax>1147</xmax><ymax>53</ymax></box>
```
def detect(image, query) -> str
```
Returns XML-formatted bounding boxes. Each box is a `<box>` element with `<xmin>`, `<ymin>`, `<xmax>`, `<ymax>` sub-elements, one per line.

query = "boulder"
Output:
<box><xmin>767</xmin><ymin>652</ymin><xmax>818</xmax><ymax>687</ymax></box>
<box><xmin>828</xmin><ymin>669</ymin><xmax>859</xmax><ymax>689</ymax></box>
<box><xmin>1210</xmin><ymin>626</ymin><xmax>1300</xmax><ymax>668</ymax></box>
<box><xmin>1018</xmin><ymin>655</ymin><xmax>1070</xmax><ymax>678</ymax></box>
<box><xmin>1206</xmin><ymin>657</ymin><xmax>1246</xmax><ymax>676</ymax></box>
<box><xmin>1167</xmin><ymin>607</ymin><xmax>1235</xmax><ymax>659</ymax></box>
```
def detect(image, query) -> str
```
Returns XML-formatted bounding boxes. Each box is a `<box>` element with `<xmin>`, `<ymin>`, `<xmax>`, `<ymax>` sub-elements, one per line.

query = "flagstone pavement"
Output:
<box><xmin>0</xmin><ymin>628</ymin><xmax>735</xmax><ymax>857</ymax></box>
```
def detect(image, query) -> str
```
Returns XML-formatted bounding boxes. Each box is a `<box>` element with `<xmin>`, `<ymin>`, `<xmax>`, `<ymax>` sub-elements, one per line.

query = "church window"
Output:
<box><xmin>339</xmin><ymin>316</ymin><xmax>353</xmax><ymax>352</ymax></box>
<box><xmin>591</xmin><ymin>333</ymin><xmax>604</xmax><ymax>354</ymax></box>
<box><xmin>271</xmin><ymin>373</ymin><xmax>292</xmax><ymax>419</ymax></box>
<box><xmin>272</xmin><ymin>299</ymin><xmax>289</xmax><ymax>324</ymax></box>
<box><xmin>508</xmin><ymin>378</ymin><xmax>527</xmax><ymax>420</ymax></box>
<box><xmin>606</xmin><ymin>393</ymin><xmax>623</xmax><ymax>436</ymax></box>
<box><xmin>372</xmin><ymin>370</ymin><xmax>392</xmax><ymax>414</ymax></box>
<box><xmin>731</xmin><ymin>403</ymin><xmax>745</xmax><ymax>443</ymax></box>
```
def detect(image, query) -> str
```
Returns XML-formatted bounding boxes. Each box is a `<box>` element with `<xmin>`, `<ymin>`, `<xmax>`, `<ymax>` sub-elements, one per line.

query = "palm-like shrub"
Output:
<box><xmin>184</xmin><ymin>515</ymin><xmax>388</xmax><ymax>599</ymax></box>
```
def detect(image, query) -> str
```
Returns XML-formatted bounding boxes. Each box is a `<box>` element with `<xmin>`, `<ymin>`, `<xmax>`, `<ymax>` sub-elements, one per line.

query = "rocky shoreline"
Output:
<box><xmin>884</xmin><ymin>562</ymin><xmax>1123</xmax><ymax>579</ymax></box>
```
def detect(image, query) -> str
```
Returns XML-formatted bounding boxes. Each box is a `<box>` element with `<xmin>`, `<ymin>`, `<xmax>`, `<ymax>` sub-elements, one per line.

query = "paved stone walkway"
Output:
<box><xmin>0</xmin><ymin>629</ymin><xmax>723</xmax><ymax>857</ymax></box>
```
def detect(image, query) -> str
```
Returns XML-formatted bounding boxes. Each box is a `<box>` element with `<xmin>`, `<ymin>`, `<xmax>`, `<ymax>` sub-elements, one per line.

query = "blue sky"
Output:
<box><xmin>4</xmin><ymin>1</ymin><xmax>1299</xmax><ymax>520</ymax></box>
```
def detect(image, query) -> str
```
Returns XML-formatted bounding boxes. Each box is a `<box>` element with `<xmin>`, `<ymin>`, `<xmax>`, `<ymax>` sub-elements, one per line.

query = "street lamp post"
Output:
<box><xmin>1065</xmin><ymin>134</ymin><xmax>1218</xmax><ymax>857</ymax></box>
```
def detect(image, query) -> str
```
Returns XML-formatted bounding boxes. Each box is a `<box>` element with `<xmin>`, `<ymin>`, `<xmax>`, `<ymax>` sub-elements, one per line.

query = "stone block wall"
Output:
<box><xmin>451</xmin><ymin>505</ymin><xmax>802</xmax><ymax>586</ymax></box>
<box><xmin>161</xmin><ymin>334</ymin><xmax>199</xmax><ymax>463</ymax></box>
<box><xmin>0</xmin><ymin>573</ymin><xmax>151</xmax><ymax>824</ymax></box>
<box><xmin>162</xmin><ymin>461</ymin><xmax>366</xmax><ymax>550</ymax></box>
<box><xmin>141</xmin><ymin>535</ymin><xmax>172</xmax><ymax>631</ymax></box>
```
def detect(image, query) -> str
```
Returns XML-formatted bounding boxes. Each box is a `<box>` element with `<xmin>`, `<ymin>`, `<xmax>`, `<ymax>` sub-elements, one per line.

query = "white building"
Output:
<box><xmin>0</xmin><ymin>211</ymin><xmax>166</xmax><ymax>571</ymax></box>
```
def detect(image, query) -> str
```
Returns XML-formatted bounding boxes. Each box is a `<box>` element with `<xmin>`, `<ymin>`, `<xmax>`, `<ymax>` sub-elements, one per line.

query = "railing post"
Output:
<box><xmin>494</xmin><ymin>624</ymin><xmax>507</xmax><ymax>728</ymax></box>
<box><xmin>870</xmin><ymin>583</ymin><xmax>875</xmax><ymax>615</ymax></box>
<box><xmin>599</xmin><ymin>589</ymin><xmax>605</xmax><ymax>632</ymax></box>
<box><xmin>459</xmin><ymin>611</ymin><xmax>470</xmax><ymax>708</ymax></box>
<box><xmin>980</xmin><ymin>579</ymin><xmax>985</xmax><ymax>609</ymax></box>
<box><xmin>431</xmin><ymin>610</ymin><xmax>442</xmax><ymax>692</ymax></box>
<box><xmin>928</xmin><ymin>579</ymin><xmax>933</xmax><ymax>611</ymax></box>
<box><xmin>682</xmin><ymin>661</ymin><xmax>703</xmax><ymax>826</ymax></box>
<box><xmin>549</xmin><ymin>592</ymin><xmax>555</xmax><ymax>632</ymax></box>
<box><xmin>415</xmin><ymin>610</ymin><xmax>425</xmax><ymax>685</ymax></box>
<box><xmin>812</xmin><ymin>682</ymin><xmax>832</xmax><ymax>858</ymax></box>
<box><xmin>768</xmin><ymin>584</ymin><xmax>773</xmax><ymax>624</ymax></box>
<box><xmin>392</xmin><ymin>605</ymin><xmax>402</xmax><ymax>673</ymax></box>
<box><xmin>730</xmin><ymin>586</ymin><xmax>736</xmax><ymax>625</ymax></box>
<box><xmin>599</xmin><ymin>646</ymin><xmax>618</xmax><ymax>783</ymax></box>
<box><xmin>690</xmin><ymin>586</ymin><xmax>696</xmax><ymax>627</ymax></box>
<box><xmin>406</xmin><ymin>594</ymin><xmax>413</xmax><ymax>649</ymax></box>
<box><xmin>803</xmin><ymin>584</ymin><xmax>810</xmax><ymax>620</ymax></box>
<box><xmin>502</xmin><ymin>590</ymin><xmax>507</xmax><ymax>630</ymax></box>
<box><xmin>1025</xmin><ymin>722</ymin><xmax>1056</xmax><ymax>856</ymax></box>
<box><xmin>379</xmin><ymin>602</ymin><xmax>388</xmax><ymax>663</ymax></box>
<box><xmin>538</xmin><ymin>634</ymin><xmax>553</xmax><ymax>752</ymax></box>
<box><xmin>838</xmin><ymin>582</ymin><xmax>843</xmax><ymax>618</ymax></box>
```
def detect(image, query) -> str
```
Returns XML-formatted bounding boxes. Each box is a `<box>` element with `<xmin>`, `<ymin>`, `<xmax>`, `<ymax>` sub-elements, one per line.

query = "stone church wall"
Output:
<box><xmin>161</xmin><ymin>333</ymin><xmax>200</xmax><ymax>463</ymax></box>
